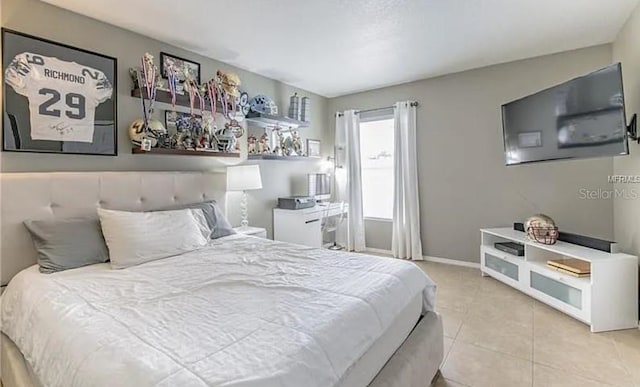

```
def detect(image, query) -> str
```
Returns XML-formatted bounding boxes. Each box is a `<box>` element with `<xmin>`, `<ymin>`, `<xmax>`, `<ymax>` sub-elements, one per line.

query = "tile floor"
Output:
<box><xmin>412</xmin><ymin>261</ymin><xmax>640</xmax><ymax>387</ymax></box>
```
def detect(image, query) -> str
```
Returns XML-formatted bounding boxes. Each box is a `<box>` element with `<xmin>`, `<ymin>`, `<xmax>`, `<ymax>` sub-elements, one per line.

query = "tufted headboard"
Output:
<box><xmin>0</xmin><ymin>172</ymin><xmax>227</xmax><ymax>286</ymax></box>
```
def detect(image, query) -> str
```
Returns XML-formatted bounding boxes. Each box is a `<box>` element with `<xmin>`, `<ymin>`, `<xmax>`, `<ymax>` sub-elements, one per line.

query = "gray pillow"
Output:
<box><xmin>24</xmin><ymin>218</ymin><xmax>109</xmax><ymax>274</ymax></box>
<box><xmin>163</xmin><ymin>201</ymin><xmax>236</xmax><ymax>239</ymax></box>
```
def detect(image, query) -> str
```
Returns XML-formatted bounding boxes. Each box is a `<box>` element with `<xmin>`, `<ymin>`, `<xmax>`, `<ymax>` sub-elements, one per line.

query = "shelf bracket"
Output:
<box><xmin>627</xmin><ymin>113</ymin><xmax>638</xmax><ymax>144</ymax></box>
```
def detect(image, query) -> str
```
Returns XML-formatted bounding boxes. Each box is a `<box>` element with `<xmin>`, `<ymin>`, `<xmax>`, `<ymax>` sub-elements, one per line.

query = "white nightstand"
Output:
<box><xmin>233</xmin><ymin>226</ymin><xmax>267</xmax><ymax>239</ymax></box>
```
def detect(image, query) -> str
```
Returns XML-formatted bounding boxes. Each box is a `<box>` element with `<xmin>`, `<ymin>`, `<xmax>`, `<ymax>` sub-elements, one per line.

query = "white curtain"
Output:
<box><xmin>335</xmin><ymin>110</ymin><xmax>366</xmax><ymax>252</ymax></box>
<box><xmin>392</xmin><ymin>101</ymin><xmax>423</xmax><ymax>260</ymax></box>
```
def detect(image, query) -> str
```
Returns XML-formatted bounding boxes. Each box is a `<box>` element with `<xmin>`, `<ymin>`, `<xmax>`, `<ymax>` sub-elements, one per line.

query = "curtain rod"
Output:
<box><xmin>336</xmin><ymin>101</ymin><xmax>418</xmax><ymax>117</ymax></box>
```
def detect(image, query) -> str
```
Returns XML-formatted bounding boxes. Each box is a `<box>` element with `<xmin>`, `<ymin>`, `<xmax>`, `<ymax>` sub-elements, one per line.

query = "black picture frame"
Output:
<box><xmin>160</xmin><ymin>52</ymin><xmax>201</xmax><ymax>84</ymax></box>
<box><xmin>2</xmin><ymin>28</ymin><xmax>118</xmax><ymax>156</ymax></box>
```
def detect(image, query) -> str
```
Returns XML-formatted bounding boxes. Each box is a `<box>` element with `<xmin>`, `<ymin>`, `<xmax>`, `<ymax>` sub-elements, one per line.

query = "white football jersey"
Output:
<box><xmin>5</xmin><ymin>52</ymin><xmax>113</xmax><ymax>143</ymax></box>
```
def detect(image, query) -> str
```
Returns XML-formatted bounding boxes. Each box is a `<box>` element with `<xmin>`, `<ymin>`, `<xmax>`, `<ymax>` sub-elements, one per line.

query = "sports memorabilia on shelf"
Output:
<box><xmin>160</xmin><ymin>52</ymin><xmax>200</xmax><ymax>84</ymax></box>
<box><xmin>291</xmin><ymin>130</ymin><xmax>303</xmax><ymax>156</ymax></box>
<box><xmin>301</xmin><ymin>96</ymin><xmax>310</xmax><ymax>122</ymax></box>
<box><xmin>165</xmin><ymin>111</ymin><xmax>201</xmax><ymax>135</ymax></box>
<box><xmin>258</xmin><ymin>133</ymin><xmax>271</xmax><ymax>153</ymax></box>
<box><xmin>238</xmin><ymin>92</ymin><xmax>250</xmax><ymax>117</ymax></box>
<box><xmin>164</xmin><ymin>110</ymin><xmax>219</xmax><ymax>151</ymax></box>
<box><xmin>288</xmin><ymin>93</ymin><xmax>300</xmax><ymax>120</ymax></box>
<box><xmin>129</xmin><ymin>52</ymin><xmax>250</xmax><ymax>155</ymax></box>
<box><xmin>164</xmin><ymin>59</ymin><xmax>180</xmax><ymax>107</ymax></box>
<box><xmin>250</xmin><ymin>126</ymin><xmax>304</xmax><ymax>157</ymax></box>
<box><xmin>217</xmin><ymin>70</ymin><xmax>241</xmax><ymax>98</ymax></box>
<box><xmin>250</xmin><ymin>95</ymin><xmax>278</xmax><ymax>115</ymax></box>
<box><xmin>139</xmin><ymin>54</ymin><xmax>158</xmax><ymax>126</ymax></box>
<box><xmin>130</xmin><ymin>53</ymin><xmax>172</xmax><ymax>149</ymax></box>
<box><xmin>2</xmin><ymin>29</ymin><xmax>117</xmax><ymax>155</ymax></box>
<box><xmin>129</xmin><ymin>118</ymin><xmax>166</xmax><ymax>150</ymax></box>
<box><xmin>213</xmin><ymin>123</ymin><xmax>241</xmax><ymax>152</ymax></box>
<box><xmin>211</xmin><ymin>70</ymin><xmax>245</xmax><ymax>123</ymax></box>
<box><xmin>165</xmin><ymin>110</ymin><xmax>202</xmax><ymax>148</ymax></box>
<box><xmin>184</xmin><ymin>74</ymin><xmax>204</xmax><ymax>118</ymax></box>
<box><xmin>288</xmin><ymin>93</ymin><xmax>310</xmax><ymax>121</ymax></box>
<box><xmin>247</xmin><ymin>135</ymin><xmax>258</xmax><ymax>154</ymax></box>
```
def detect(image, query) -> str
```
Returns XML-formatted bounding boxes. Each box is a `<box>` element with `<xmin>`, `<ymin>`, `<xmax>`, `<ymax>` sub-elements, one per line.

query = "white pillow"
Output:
<box><xmin>98</xmin><ymin>208</ymin><xmax>210</xmax><ymax>269</ymax></box>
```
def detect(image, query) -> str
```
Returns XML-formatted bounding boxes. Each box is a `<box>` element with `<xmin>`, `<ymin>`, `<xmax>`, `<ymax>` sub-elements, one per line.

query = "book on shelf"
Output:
<box><xmin>546</xmin><ymin>257</ymin><xmax>591</xmax><ymax>275</ymax></box>
<box><xmin>546</xmin><ymin>264</ymin><xmax>591</xmax><ymax>277</ymax></box>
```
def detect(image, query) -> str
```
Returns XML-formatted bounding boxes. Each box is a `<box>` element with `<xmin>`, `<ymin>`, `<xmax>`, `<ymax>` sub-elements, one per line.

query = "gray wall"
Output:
<box><xmin>1</xmin><ymin>0</ymin><xmax>332</xmax><ymax>237</ymax></box>
<box><xmin>329</xmin><ymin>45</ymin><xmax>615</xmax><ymax>263</ymax></box>
<box><xmin>613</xmin><ymin>4</ymin><xmax>640</xmax><ymax>256</ymax></box>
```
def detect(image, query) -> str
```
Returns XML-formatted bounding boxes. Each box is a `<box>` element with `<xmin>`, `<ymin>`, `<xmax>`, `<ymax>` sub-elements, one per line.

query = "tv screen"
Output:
<box><xmin>502</xmin><ymin>63</ymin><xmax>629</xmax><ymax>165</ymax></box>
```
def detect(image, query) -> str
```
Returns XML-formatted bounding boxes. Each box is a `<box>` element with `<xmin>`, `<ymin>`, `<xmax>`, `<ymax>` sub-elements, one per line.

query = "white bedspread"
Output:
<box><xmin>1</xmin><ymin>235</ymin><xmax>436</xmax><ymax>387</ymax></box>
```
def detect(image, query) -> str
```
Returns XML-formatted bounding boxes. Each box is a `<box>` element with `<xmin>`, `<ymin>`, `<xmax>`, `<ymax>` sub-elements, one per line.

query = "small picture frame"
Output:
<box><xmin>307</xmin><ymin>139</ymin><xmax>321</xmax><ymax>157</ymax></box>
<box><xmin>160</xmin><ymin>52</ymin><xmax>201</xmax><ymax>84</ymax></box>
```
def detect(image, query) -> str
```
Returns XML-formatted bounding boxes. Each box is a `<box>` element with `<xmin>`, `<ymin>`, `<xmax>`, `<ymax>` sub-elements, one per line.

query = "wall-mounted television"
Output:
<box><xmin>502</xmin><ymin>63</ymin><xmax>629</xmax><ymax>166</ymax></box>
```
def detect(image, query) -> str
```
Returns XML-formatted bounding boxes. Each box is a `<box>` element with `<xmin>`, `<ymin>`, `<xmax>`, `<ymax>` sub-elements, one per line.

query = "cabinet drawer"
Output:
<box><xmin>530</xmin><ymin>271</ymin><xmax>582</xmax><ymax>310</ymax></box>
<box><xmin>485</xmin><ymin>253</ymin><xmax>519</xmax><ymax>281</ymax></box>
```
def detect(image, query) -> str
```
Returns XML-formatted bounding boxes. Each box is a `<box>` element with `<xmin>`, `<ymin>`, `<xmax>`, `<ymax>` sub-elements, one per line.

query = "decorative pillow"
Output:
<box><xmin>24</xmin><ymin>218</ymin><xmax>109</xmax><ymax>274</ymax></box>
<box><xmin>98</xmin><ymin>208</ymin><xmax>209</xmax><ymax>269</ymax></box>
<box><xmin>164</xmin><ymin>201</ymin><xmax>236</xmax><ymax>239</ymax></box>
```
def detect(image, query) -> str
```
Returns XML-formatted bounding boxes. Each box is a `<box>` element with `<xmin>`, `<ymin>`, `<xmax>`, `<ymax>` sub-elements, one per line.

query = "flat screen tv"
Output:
<box><xmin>502</xmin><ymin>63</ymin><xmax>629</xmax><ymax>165</ymax></box>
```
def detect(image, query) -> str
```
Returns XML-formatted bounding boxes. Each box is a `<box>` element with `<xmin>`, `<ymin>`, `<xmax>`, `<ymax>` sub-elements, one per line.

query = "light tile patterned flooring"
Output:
<box><xmin>411</xmin><ymin>261</ymin><xmax>640</xmax><ymax>387</ymax></box>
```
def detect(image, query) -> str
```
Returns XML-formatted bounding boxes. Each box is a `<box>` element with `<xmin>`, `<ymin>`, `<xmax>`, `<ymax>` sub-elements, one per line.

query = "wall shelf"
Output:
<box><xmin>132</xmin><ymin>147</ymin><xmax>240</xmax><ymax>157</ymax></box>
<box><xmin>245</xmin><ymin>112</ymin><xmax>309</xmax><ymax>129</ymax></box>
<box><xmin>248</xmin><ymin>154</ymin><xmax>313</xmax><ymax>161</ymax></box>
<box><xmin>131</xmin><ymin>88</ymin><xmax>228</xmax><ymax>110</ymax></box>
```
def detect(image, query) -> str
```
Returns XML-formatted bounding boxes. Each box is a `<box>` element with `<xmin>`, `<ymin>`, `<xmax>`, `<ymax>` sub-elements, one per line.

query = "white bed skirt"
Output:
<box><xmin>1</xmin><ymin>312</ymin><xmax>443</xmax><ymax>387</ymax></box>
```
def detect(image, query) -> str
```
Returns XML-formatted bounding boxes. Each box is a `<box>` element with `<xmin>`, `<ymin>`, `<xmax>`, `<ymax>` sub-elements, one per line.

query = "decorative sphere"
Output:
<box><xmin>525</xmin><ymin>214</ymin><xmax>558</xmax><ymax>244</ymax></box>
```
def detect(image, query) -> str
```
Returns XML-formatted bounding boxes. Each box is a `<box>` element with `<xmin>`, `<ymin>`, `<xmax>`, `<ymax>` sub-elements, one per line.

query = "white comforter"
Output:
<box><xmin>2</xmin><ymin>235</ymin><xmax>436</xmax><ymax>387</ymax></box>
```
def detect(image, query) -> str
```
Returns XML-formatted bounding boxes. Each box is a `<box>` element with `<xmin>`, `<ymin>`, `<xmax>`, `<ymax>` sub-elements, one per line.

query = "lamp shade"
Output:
<box><xmin>227</xmin><ymin>165</ymin><xmax>263</xmax><ymax>191</ymax></box>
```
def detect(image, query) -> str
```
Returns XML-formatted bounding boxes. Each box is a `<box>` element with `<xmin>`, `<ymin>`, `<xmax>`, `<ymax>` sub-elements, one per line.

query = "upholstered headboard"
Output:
<box><xmin>0</xmin><ymin>172</ymin><xmax>227</xmax><ymax>286</ymax></box>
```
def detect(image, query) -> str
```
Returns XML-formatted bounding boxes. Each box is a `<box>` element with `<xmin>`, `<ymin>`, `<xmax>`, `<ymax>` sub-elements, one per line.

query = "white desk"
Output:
<box><xmin>273</xmin><ymin>203</ymin><xmax>348</xmax><ymax>248</ymax></box>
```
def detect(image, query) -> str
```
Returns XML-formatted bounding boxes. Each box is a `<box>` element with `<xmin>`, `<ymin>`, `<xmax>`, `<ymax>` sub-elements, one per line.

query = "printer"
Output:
<box><xmin>277</xmin><ymin>196</ymin><xmax>316</xmax><ymax>210</ymax></box>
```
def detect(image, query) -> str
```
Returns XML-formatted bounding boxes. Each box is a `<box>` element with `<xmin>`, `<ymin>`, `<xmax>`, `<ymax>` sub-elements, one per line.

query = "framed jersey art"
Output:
<box><xmin>2</xmin><ymin>29</ymin><xmax>117</xmax><ymax>155</ymax></box>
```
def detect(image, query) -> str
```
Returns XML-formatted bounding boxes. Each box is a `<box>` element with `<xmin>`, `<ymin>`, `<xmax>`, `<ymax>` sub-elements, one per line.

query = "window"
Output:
<box><xmin>360</xmin><ymin>116</ymin><xmax>394</xmax><ymax>220</ymax></box>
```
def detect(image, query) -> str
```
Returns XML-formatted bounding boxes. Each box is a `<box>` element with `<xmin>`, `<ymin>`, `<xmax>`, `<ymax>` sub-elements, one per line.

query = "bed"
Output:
<box><xmin>0</xmin><ymin>172</ymin><xmax>443</xmax><ymax>387</ymax></box>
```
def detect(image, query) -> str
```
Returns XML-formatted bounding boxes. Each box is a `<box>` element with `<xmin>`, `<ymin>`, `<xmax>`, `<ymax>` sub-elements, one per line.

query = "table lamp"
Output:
<box><xmin>226</xmin><ymin>165</ymin><xmax>263</xmax><ymax>230</ymax></box>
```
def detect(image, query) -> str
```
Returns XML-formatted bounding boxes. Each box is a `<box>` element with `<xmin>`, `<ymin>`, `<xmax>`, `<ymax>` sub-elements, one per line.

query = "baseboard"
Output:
<box><xmin>365</xmin><ymin>247</ymin><xmax>393</xmax><ymax>256</ymax></box>
<box><xmin>422</xmin><ymin>255</ymin><xmax>481</xmax><ymax>269</ymax></box>
<box><xmin>364</xmin><ymin>248</ymin><xmax>481</xmax><ymax>269</ymax></box>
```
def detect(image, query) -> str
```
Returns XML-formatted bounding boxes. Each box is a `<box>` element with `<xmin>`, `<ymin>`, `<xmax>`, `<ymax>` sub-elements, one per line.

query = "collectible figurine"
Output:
<box><xmin>213</xmin><ymin>123</ymin><xmax>238</xmax><ymax>152</ymax></box>
<box><xmin>258</xmin><ymin>133</ymin><xmax>271</xmax><ymax>154</ymax></box>
<box><xmin>291</xmin><ymin>130</ymin><xmax>303</xmax><ymax>156</ymax></box>
<box><xmin>248</xmin><ymin>135</ymin><xmax>257</xmax><ymax>154</ymax></box>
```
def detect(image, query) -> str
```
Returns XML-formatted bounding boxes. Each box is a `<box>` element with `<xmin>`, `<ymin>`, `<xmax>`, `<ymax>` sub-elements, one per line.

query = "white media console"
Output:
<box><xmin>481</xmin><ymin>228</ymin><xmax>638</xmax><ymax>332</ymax></box>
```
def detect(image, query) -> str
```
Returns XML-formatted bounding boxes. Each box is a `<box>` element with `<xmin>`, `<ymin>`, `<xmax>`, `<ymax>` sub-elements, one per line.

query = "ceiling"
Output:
<box><xmin>42</xmin><ymin>0</ymin><xmax>639</xmax><ymax>98</ymax></box>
